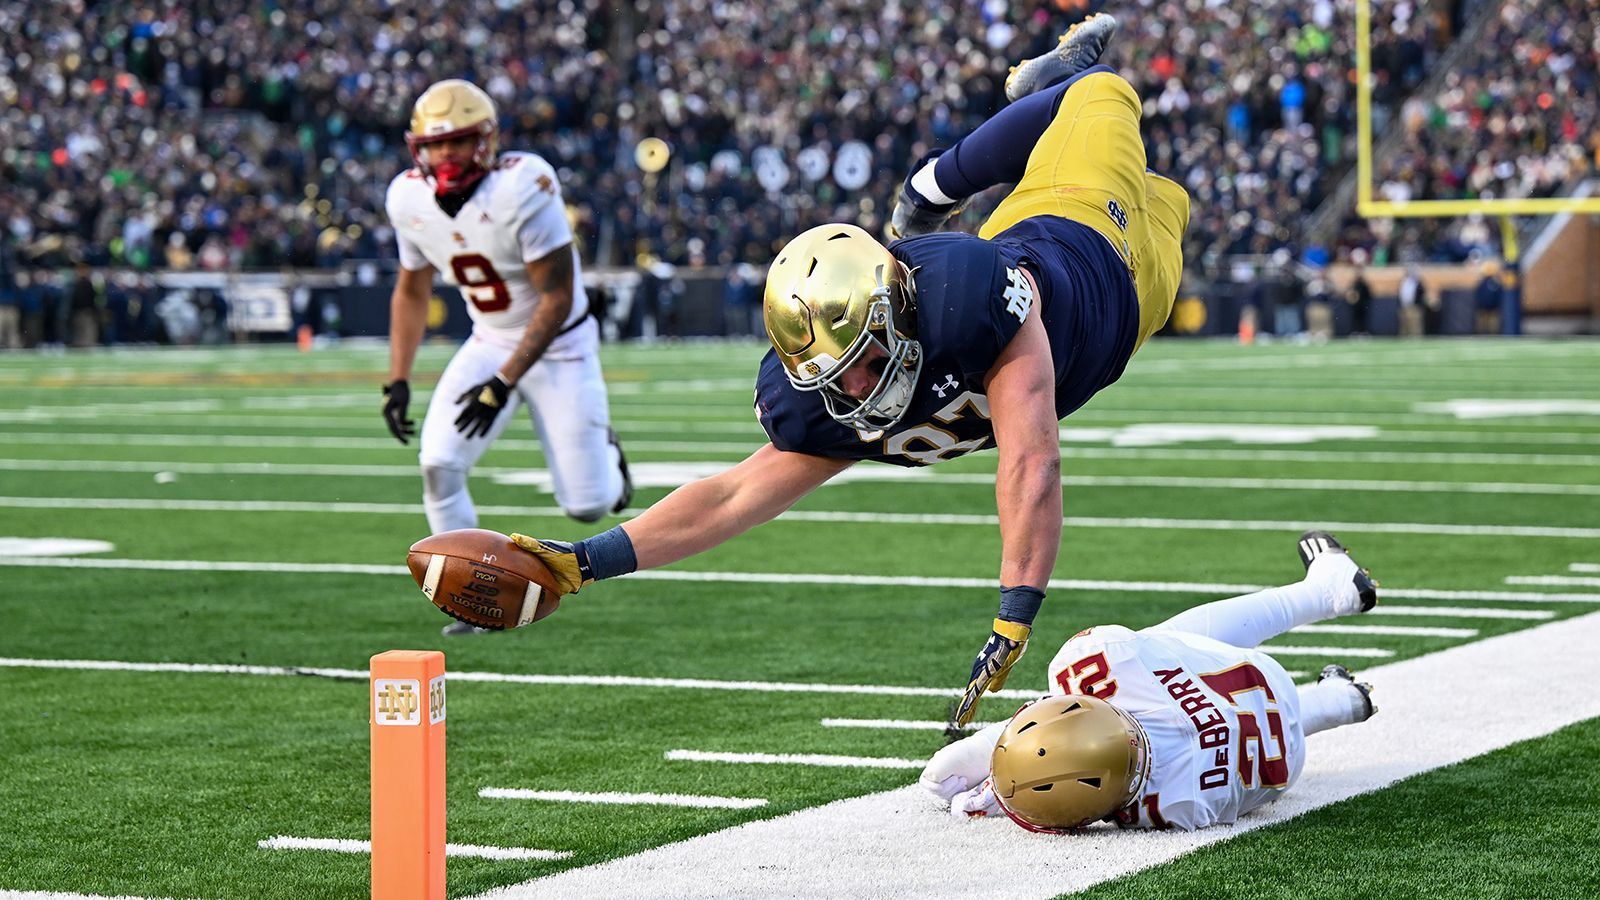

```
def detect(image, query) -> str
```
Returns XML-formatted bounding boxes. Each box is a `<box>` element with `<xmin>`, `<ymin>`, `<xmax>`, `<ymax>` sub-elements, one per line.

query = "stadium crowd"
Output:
<box><xmin>1336</xmin><ymin>0</ymin><xmax>1600</xmax><ymax>264</ymax></box>
<box><xmin>1</xmin><ymin>0</ymin><xmax>1594</xmax><ymax>293</ymax></box>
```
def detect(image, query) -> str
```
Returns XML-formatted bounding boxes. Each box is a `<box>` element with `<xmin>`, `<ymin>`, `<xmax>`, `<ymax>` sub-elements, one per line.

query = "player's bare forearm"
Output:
<box><xmin>623</xmin><ymin>443</ymin><xmax>853</xmax><ymax>569</ymax></box>
<box><xmin>387</xmin><ymin>266</ymin><xmax>435</xmax><ymax>382</ymax></box>
<box><xmin>499</xmin><ymin>245</ymin><xmax>576</xmax><ymax>383</ymax></box>
<box><xmin>995</xmin><ymin>448</ymin><xmax>1061</xmax><ymax>587</ymax></box>
<box><xmin>984</xmin><ymin>302</ymin><xmax>1061</xmax><ymax>589</ymax></box>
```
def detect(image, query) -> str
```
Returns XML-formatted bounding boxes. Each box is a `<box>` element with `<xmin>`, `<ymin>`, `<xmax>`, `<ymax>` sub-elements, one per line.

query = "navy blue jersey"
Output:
<box><xmin>756</xmin><ymin>216</ymin><xmax>1139</xmax><ymax>467</ymax></box>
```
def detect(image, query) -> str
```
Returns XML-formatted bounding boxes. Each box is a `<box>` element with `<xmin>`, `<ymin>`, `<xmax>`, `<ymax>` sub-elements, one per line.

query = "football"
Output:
<box><xmin>406</xmin><ymin>529</ymin><xmax>562</xmax><ymax>630</ymax></box>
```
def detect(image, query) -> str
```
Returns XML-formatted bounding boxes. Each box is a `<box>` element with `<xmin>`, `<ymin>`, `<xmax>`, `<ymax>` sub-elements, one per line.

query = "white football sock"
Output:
<box><xmin>1298</xmin><ymin>678</ymin><xmax>1371</xmax><ymax>735</ymax></box>
<box><xmin>422</xmin><ymin>465</ymin><xmax>477</xmax><ymax>533</ymax></box>
<box><xmin>910</xmin><ymin>161</ymin><xmax>959</xmax><ymax>207</ymax></box>
<box><xmin>1148</xmin><ymin>575</ymin><xmax>1340</xmax><ymax>648</ymax></box>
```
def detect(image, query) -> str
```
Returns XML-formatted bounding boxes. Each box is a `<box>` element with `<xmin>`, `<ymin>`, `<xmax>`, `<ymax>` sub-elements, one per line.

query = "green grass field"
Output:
<box><xmin>1</xmin><ymin>336</ymin><xmax>1598</xmax><ymax>898</ymax></box>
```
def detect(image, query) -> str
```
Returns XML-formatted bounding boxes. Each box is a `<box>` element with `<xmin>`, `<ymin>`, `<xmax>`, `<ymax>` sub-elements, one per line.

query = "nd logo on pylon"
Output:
<box><xmin>374</xmin><ymin>679</ymin><xmax>421</xmax><ymax>726</ymax></box>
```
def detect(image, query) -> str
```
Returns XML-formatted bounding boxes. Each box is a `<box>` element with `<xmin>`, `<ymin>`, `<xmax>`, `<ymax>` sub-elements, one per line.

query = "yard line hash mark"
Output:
<box><xmin>258</xmin><ymin>836</ymin><xmax>570</xmax><ymax>861</ymax></box>
<box><xmin>479</xmin><ymin>789</ymin><xmax>768</xmax><ymax>810</ymax></box>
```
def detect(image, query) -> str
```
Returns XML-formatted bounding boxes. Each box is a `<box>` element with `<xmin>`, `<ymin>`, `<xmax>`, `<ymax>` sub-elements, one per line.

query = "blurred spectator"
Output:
<box><xmin>1346</xmin><ymin>252</ymin><xmax>1374</xmax><ymax>336</ymax></box>
<box><xmin>0</xmin><ymin>282</ymin><xmax>18</xmax><ymax>350</ymax></box>
<box><xmin>1474</xmin><ymin>259</ymin><xmax>1504</xmax><ymax>332</ymax></box>
<box><xmin>68</xmin><ymin>261</ymin><xmax>101</xmax><ymax>347</ymax></box>
<box><xmin>1398</xmin><ymin>264</ymin><xmax>1427</xmax><ymax>336</ymax></box>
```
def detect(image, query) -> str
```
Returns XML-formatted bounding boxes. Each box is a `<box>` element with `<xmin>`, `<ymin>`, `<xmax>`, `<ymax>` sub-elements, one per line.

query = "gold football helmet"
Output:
<box><xmin>991</xmin><ymin>694</ymin><xmax>1151</xmax><ymax>833</ymax></box>
<box><xmin>405</xmin><ymin>79</ymin><xmax>499</xmax><ymax>194</ymax></box>
<box><xmin>763</xmin><ymin>223</ymin><xmax>922</xmax><ymax>433</ymax></box>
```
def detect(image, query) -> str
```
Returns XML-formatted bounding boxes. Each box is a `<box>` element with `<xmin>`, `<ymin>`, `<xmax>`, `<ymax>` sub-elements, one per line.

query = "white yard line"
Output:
<box><xmin>1368</xmin><ymin>605</ymin><xmax>1553</xmax><ymax>620</ymax></box>
<box><xmin>469</xmin><ymin>610</ymin><xmax>1600</xmax><ymax>900</ymax></box>
<box><xmin>1571</xmin><ymin>563</ymin><xmax>1600</xmax><ymax>573</ymax></box>
<box><xmin>4</xmin><ymin>555</ymin><xmax>1600</xmax><ymax>604</ymax></box>
<box><xmin>820</xmin><ymin>719</ymin><xmax>1004</xmax><ymax>732</ymax></box>
<box><xmin>0</xmin><ymin>893</ymin><xmax>176</xmax><ymax>900</ymax></box>
<box><xmin>663</xmin><ymin>750</ymin><xmax>927</xmax><ymax>770</ymax></box>
<box><xmin>15</xmin><ymin>490</ymin><xmax>1600</xmax><ymax>542</ymax></box>
<box><xmin>10</xmin><ymin>451</ymin><xmax>1600</xmax><ymax>497</ymax></box>
<box><xmin>1292</xmin><ymin>623</ymin><xmax>1477</xmax><ymax>638</ymax></box>
<box><xmin>480</xmin><ymin>789</ymin><xmax>767</xmax><ymax>809</ymax></box>
<box><xmin>0</xmin><ymin>657</ymin><xmax>1039</xmax><ymax>700</ymax></box>
<box><xmin>1259</xmin><ymin>645</ymin><xmax>1395</xmax><ymax>658</ymax></box>
<box><xmin>257</xmin><ymin>836</ymin><xmax>570</xmax><ymax>861</ymax></box>
<box><xmin>1505</xmin><ymin>575</ymin><xmax>1600</xmax><ymax>588</ymax></box>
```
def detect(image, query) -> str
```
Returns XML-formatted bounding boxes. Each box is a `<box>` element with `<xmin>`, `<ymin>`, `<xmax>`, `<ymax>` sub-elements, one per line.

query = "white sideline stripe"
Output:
<box><xmin>1292</xmin><ymin>623</ymin><xmax>1477</xmax><ymax>638</ymax></box>
<box><xmin>0</xmin><ymin>657</ymin><xmax>1039</xmax><ymax>700</ymax></box>
<box><xmin>4</xmin><ymin>555</ymin><xmax>1600</xmax><ymax>605</ymax></box>
<box><xmin>480</xmin><ymin>789</ymin><xmax>768</xmax><ymax>810</ymax></box>
<box><xmin>1369</xmin><ymin>605</ymin><xmax>1554</xmax><ymax>620</ymax></box>
<box><xmin>820</xmin><ymin>719</ymin><xmax>1001</xmax><ymax>732</ymax></box>
<box><xmin>257</xmin><ymin>836</ymin><xmax>571</xmax><ymax>861</ymax></box>
<box><xmin>1572</xmin><ymin>563</ymin><xmax>1600</xmax><ymax>573</ymax></box>
<box><xmin>1260</xmin><ymin>645</ymin><xmax>1395</xmax><ymax>658</ymax></box>
<box><xmin>1506</xmin><ymin>575</ymin><xmax>1600</xmax><ymax>588</ymax></box>
<box><xmin>0</xmin><ymin>883</ymin><xmax>176</xmax><ymax>890</ymax></box>
<box><xmin>468</xmin><ymin>611</ymin><xmax>1600</xmax><ymax>900</ymax></box>
<box><xmin>665</xmin><ymin>750</ymin><xmax>926</xmax><ymax>770</ymax></box>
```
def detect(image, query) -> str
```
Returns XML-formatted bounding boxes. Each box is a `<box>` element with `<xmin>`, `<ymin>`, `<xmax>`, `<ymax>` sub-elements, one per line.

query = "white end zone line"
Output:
<box><xmin>468</xmin><ymin>610</ymin><xmax>1600</xmax><ymax>900</ymax></box>
<box><xmin>4</xmin><ymin>555</ymin><xmax>1600</xmax><ymax>604</ymax></box>
<box><xmin>1572</xmin><ymin>563</ymin><xmax>1600</xmax><ymax>574</ymax></box>
<box><xmin>258</xmin><ymin>836</ymin><xmax>570</xmax><ymax>861</ymax></box>
<box><xmin>480</xmin><ymin>789</ymin><xmax>768</xmax><ymax>810</ymax></box>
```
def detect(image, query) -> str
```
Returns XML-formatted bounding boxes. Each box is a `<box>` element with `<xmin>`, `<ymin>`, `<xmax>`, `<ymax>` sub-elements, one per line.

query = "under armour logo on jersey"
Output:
<box><xmin>932</xmin><ymin>374</ymin><xmax>958</xmax><ymax>398</ymax></box>
<box><xmin>479</xmin><ymin>211</ymin><xmax>493</xmax><ymax>224</ymax></box>
<box><xmin>1003</xmin><ymin>267</ymin><xmax>1033</xmax><ymax>324</ymax></box>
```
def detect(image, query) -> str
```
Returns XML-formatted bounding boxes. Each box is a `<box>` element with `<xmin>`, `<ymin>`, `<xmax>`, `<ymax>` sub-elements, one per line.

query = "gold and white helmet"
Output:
<box><xmin>991</xmin><ymin>694</ymin><xmax>1152</xmax><ymax>833</ymax></box>
<box><xmin>405</xmin><ymin>79</ymin><xmax>499</xmax><ymax>195</ymax></box>
<box><xmin>763</xmin><ymin>223</ymin><xmax>922</xmax><ymax>433</ymax></box>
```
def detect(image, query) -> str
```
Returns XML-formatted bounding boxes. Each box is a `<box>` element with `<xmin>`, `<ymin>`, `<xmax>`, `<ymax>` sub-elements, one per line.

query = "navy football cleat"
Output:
<box><xmin>1298</xmin><ymin>530</ymin><xmax>1378</xmax><ymax>613</ymax></box>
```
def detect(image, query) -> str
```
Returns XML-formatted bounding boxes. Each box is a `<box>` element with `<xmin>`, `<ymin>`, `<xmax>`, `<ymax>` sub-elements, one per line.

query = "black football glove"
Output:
<box><xmin>381</xmin><ymin>380</ymin><xmax>416</xmax><ymax>445</ymax></box>
<box><xmin>454</xmin><ymin>374</ymin><xmax>512</xmax><ymax>439</ymax></box>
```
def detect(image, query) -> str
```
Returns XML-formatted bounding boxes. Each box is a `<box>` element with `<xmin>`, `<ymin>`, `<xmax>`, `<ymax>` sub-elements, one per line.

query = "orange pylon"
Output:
<box><xmin>370</xmin><ymin>650</ymin><xmax>446</xmax><ymax>900</ymax></box>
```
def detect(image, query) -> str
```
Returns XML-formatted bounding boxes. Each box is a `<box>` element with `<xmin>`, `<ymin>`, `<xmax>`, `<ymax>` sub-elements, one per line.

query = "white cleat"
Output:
<box><xmin>1004</xmin><ymin>13</ymin><xmax>1118</xmax><ymax>103</ymax></box>
<box><xmin>440</xmin><ymin>619</ymin><xmax>493</xmax><ymax>636</ymax></box>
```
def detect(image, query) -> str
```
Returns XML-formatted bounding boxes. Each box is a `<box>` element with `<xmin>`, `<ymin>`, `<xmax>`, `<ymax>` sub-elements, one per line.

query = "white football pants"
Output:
<box><xmin>418</xmin><ymin>319</ymin><xmax>623</xmax><ymax>531</ymax></box>
<box><xmin>1147</xmin><ymin>553</ymin><xmax>1371</xmax><ymax>735</ymax></box>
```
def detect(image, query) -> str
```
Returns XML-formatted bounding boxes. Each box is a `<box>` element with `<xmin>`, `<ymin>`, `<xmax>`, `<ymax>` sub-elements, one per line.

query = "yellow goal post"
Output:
<box><xmin>1354</xmin><ymin>0</ymin><xmax>1600</xmax><ymax>219</ymax></box>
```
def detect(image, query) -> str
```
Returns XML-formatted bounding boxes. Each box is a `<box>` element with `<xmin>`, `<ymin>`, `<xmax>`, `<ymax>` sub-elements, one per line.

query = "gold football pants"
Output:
<box><xmin>979</xmin><ymin>72</ymin><xmax>1190</xmax><ymax>350</ymax></box>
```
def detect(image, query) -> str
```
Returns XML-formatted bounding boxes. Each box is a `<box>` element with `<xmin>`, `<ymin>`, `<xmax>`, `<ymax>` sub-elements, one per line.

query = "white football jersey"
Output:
<box><xmin>1045</xmin><ymin>625</ymin><xmax>1306</xmax><ymax>830</ymax></box>
<box><xmin>925</xmin><ymin>625</ymin><xmax>1306</xmax><ymax>832</ymax></box>
<box><xmin>386</xmin><ymin>152</ymin><xmax>589</xmax><ymax>351</ymax></box>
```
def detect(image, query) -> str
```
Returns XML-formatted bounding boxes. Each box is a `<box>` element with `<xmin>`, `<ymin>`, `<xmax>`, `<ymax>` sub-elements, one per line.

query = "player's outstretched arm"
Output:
<box><xmin>952</xmin><ymin>300</ymin><xmax>1060</xmax><ymax>726</ymax></box>
<box><xmin>512</xmin><ymin>444</ymin><xmax>853</xmax><ymax>595</ymax></box>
